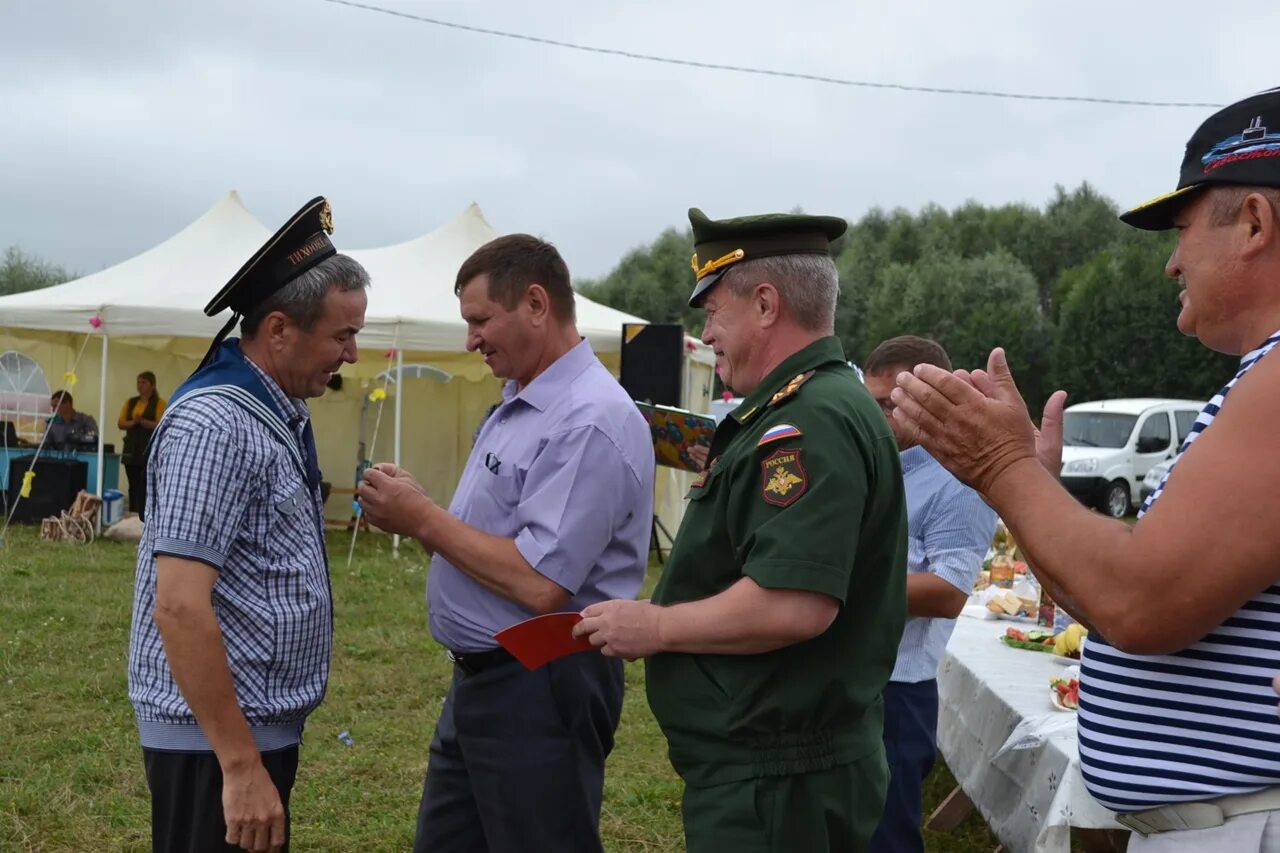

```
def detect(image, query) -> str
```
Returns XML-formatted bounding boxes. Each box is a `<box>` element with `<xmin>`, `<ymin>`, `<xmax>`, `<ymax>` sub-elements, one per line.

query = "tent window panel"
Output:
<box><xmin>0</xmin><ymin>350</ymin><xmax>51</xmax><ymax>443</ymax></box>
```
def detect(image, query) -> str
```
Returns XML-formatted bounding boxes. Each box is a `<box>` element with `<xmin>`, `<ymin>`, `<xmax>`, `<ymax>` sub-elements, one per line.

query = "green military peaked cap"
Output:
<box><xmin>687</xmin><ymin>208</ymin><xmax>848</xmax><ymax>307</ymax></box>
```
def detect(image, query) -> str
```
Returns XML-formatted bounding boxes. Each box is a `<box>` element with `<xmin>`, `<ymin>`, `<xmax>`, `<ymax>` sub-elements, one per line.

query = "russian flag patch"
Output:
<box><xmin>757</xmin><ymin>423</ymin><xmax>802</xmax><ymax>447</ymax></box>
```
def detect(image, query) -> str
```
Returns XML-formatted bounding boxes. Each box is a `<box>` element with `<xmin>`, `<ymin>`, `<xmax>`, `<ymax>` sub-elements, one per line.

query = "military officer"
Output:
<box><xmin>576</xmin><ymin>208</ymin><xmax>908</xmax><ymax>852</ymax></box>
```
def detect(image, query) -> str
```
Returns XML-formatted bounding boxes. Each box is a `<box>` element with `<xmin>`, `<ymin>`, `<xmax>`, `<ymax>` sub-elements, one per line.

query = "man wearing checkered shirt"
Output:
<box><xmin>128</xmin><ymin>199</ymin><xmax>367</xmax><ymax>853</ymax></box>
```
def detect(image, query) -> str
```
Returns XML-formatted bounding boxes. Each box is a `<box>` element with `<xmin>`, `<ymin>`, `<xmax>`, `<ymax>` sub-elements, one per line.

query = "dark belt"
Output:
<box><xmin>447</xmin><ymin>646</ymin><xmax>517</xmax><ymax>676</ymax></box>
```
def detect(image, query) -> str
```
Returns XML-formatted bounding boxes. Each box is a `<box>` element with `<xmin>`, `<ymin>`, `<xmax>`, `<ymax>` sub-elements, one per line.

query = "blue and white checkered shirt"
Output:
<box><xmin>127</xmin><ymin>357</ymin><xmax>331</xmax><ymax>752</ymax></box>
<box><xmin>891</xmin><ymin>445</ymin><xmax>997</xmax><ymax>683</ymax></box>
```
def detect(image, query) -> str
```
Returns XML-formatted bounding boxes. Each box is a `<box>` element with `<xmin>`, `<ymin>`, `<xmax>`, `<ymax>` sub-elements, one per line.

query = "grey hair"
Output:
<box><xmin>721</xmin><ymin>253</ymin><xmax>838</xmax><ymax>332</ymax></box>
<box><xmin>1207</xmin><ymin>185</ymin><xmax>1280</xmax><ymax>227</ymax></box>
<box><xmin>241</xmin><ymin>253</ymin><xmax>370</xmax><ymax>337</ymax></box>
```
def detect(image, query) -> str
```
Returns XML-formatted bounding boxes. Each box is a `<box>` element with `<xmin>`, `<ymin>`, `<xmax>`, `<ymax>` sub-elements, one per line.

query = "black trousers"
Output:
<box><xmin>142</xmin><ymin>746</ymin><xmax>299</xmax><ymax>853</ymax></box>
<box><xmin>125</xmin><ymin>462</ymin><xmax>147</xmax><ymax>521</ymax></box>
<box><xmin>867</xmin><ymin>679</ymin><xmax>939</xmax><ymax>853</ymax></box>
<box><xmin>413</xmin><ymin>651</ymin><xmax>624</xmax><ymax>853</ymax></box>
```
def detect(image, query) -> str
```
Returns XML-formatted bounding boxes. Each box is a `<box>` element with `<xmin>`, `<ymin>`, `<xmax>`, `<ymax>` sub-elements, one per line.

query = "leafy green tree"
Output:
<box><xmin>1052</xmin><ymin>232</ymin><xmax>1235</xmax><ymax>403</ymax></box>
<box><xmin>1</xmin><ymin>246</ymin><xmax>74</xmax><ymax>296</ymax></box>
<box><xmin>863</xmin><ymin>250</ymin><xmax>1053</xmax><ymax>407</ymax></box>
<box><xmin>576</xmin><ymin>227</ymin><xmax>702</xmax><ymax>333</ymax></box>
<box><xmin>1034</xmin><ymin>183</ymin><xmax>1129</xmax><ymax>318</ymax></box>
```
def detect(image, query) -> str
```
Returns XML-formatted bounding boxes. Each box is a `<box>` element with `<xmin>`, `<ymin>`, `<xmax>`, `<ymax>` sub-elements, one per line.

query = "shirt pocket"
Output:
<box><xmin>263</xmin><ymin>458</ymin><xmax>314</xmax><ymax>564</ymax></box>
<box><xmin>475</xmin><ymin>468</ymin><xmax>523</xmax><ymax>516</ymax></box>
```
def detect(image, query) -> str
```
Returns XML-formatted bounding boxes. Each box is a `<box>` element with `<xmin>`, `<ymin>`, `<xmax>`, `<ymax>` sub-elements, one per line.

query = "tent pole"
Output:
<box><xmin>96</xmin><ymin>333</ymin><xmax>108</xmax><ymax>533</ymax></box>
<box><xmin>392</xmin><ymin>345</ymin><xmax>403</xmax><ymax>558</ymax></box>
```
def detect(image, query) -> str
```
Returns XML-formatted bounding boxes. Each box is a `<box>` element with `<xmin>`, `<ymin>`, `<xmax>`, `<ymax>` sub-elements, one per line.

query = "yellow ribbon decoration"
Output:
<box><xmin>20</xmin><ymin>470</ymin><xmax>35</xmax><ymax>498</ymax></box>
<box><xmin>63</xmin><ymin>371</ymin><xmax>78</xmax><ymax>388</ymax></box>
<box><xmin>368</xmin><ymin>387</ymin><xmax>387</xmax><ymax>403</ymax></box>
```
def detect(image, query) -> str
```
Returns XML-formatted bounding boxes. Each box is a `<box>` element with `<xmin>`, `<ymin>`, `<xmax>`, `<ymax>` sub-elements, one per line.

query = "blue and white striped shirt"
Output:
<box><xmin>127</xmin><ymin>357</ymin><xmax>332</xmax><ymax>752</ymax></box>
<box><xmin>1078</xmin><ymin>330</ymin><xmax>1280</xmax><ymax>812</ymax></box>
<box><xmin>891</xmin><ymin>446</ymin><xmax>998</xmax><ymax>683</ymax></box>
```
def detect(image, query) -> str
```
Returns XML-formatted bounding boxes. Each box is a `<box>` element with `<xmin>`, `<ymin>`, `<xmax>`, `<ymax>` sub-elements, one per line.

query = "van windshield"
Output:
<box><xmin>1063</xmin><ymin>412</ymin><xmax>1138</xmax><ymax>449</ymax></box>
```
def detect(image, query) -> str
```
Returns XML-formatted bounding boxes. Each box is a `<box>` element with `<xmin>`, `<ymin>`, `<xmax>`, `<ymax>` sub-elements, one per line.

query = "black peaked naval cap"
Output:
<box><xmin>206</xmin><ymin>196</ymin><xmax>337</xmax><ymax>316</ymax></box>
<box><xmin>195</xmin><ymin>196</ymin><xmax>336</xmax><ymax>369</ymax></box>
<box><xmin>687</xmin><ymin>208</ymin><xmax>848</xmax><ymax>307</ymax></box>
<box><xmin>1122</xmin><ymin>86</ymin><xmax>1280</xmax><ymax>231</ymax></box>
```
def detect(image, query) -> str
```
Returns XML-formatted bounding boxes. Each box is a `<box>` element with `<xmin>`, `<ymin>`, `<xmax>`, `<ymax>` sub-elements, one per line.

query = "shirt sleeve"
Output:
<box><xmin>923</xmin><ymin>481</ymin><xmax>997</xmax><ymax>593</ymax></box>
<box><xmin>119</xmin><ymin>401</ymin><xmax>132</xmax><ymax>422</ymax></box>
<box><xmin>148</xmin><ymin>422</ymin><xmax>258</xmax><ymax>571</ymax></box>
<box><xmin>737</xmin><ymin>416</ymin><xmax>879</xmax><ymax>603</ymax></box>
<box><xmin>512</xmin><ymin>425</ymin><xmax>644</xmax><ymax>595</ymax></box>
<box><xmin>153</xmin><ymin>399</ymin><xmax>167</xmax><ymax>419</ymax></box>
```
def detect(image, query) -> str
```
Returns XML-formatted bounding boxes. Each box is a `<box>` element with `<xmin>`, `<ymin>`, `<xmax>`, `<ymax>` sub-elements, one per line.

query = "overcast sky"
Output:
<box><xmin>1</xmin><ymin>1</ymin><xmax>1275</xmax><ymax>284</ymax></box>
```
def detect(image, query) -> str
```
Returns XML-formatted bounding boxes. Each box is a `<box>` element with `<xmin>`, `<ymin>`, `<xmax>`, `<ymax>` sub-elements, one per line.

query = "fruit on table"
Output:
<box><xmin>1053</xmin><ymin>623</ymin><xmax>1088</xmax><ymax>658</ymax></box>
<box><xmin>1050</xmin><ymin>676</ymin><xmax>1080</xmax><ymax>709</ymax></box>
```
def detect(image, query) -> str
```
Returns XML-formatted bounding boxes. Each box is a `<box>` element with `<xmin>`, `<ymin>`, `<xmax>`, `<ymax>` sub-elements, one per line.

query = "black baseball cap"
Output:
<box><xmin>1122</xmin><ymin>87</ymin><xmax>1280</xmax><ymax>230</ymax></box>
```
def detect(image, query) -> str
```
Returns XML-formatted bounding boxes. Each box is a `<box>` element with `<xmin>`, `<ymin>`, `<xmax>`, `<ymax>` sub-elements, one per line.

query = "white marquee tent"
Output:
<box><xmin>0</xmin><ymin>192</ymin><xmax>714</xmax><ymax>539</ymax></box>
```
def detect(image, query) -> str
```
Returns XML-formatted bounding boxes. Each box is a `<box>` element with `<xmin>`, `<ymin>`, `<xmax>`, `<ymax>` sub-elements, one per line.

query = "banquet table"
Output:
<box><xmin>933</xmin><ymin>615</ymin><xmax>1128</xmax><ymax>852</ymax></box>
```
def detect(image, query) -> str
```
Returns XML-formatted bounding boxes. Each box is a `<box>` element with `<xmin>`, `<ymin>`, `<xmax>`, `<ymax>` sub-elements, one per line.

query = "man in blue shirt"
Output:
<box><xmin>44</xmin><ymin>390</ymin><xmax>97</xmax><ymax>448</ymax></box>
<box><xmin>357</xmin><ymin>234</ymin><xmax>654</xmax><ymax>853</ymax></box>
<box><xmin>861</xmin><ymin>336</ymin><xmax>996</xmax><ymax>853</ymax></box>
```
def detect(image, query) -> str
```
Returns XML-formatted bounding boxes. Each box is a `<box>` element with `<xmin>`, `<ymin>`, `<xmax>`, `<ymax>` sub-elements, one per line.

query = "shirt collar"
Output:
<box><xmin>731</xmin><ymin>336</ymin><xmax>848</xmax><ymax>423</ymax></box>
<box><xmin>1239</xmin><ymin>328</ymin><xmax>1280</xmax><ymax>371</ymax></box>
<box><xmin>244</xmin><ymin>354</ymin><xmax>310</xmax><ymax>427</ymax></box>
<box><xmin>503</xmin><ymin>338</ymin><xmax>596</xmax><ymax>412</ymax></box>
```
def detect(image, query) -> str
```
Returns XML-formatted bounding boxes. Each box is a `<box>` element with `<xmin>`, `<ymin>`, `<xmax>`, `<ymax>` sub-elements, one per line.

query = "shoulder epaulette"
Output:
<box><xmin>767</xmin><ymin>370</ymin><xmax>815</xmax><ymax>409</ymax></box>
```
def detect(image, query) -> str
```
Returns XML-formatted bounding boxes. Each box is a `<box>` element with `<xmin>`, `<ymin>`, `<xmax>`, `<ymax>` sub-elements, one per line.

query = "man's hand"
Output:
<box><xmin>357</xmin><ymin>466</ymin><xmax>434</xmax><ymax>537</ymax></box>
<box><xmin>891</xmin><ymin>348</ymin><xmax>1044</xmax><ymax>494</ymax></box>
<box><xmin>222</xmin><ymin>761</ymin><xmax>285</xmax><ymax>853</ymax></box>
<box><xmin>687</xmin><ymin>443</ymin><xmax>710</xmax><ymax>472</ymax></box>
<box><xmin>964</xmin><ymin>364</ymin><xmax>1069</xmax><ymax>475</ymax></box>
<box><xmin>574</xmin><ymin>599</ymin><xmax>665</xmax><ymax>660</ymax></box>
<box><xmin>369</xmin><ymin>462</ymin><xmax>427</xmax><ymax>493</ymax></box>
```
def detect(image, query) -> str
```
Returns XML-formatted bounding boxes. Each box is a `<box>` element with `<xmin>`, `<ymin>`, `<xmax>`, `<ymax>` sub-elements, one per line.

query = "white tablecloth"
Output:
<box><xmin>937</xmin><ymin>617</ymin><xmax>1124</xmax><ymax>853</ymax></box>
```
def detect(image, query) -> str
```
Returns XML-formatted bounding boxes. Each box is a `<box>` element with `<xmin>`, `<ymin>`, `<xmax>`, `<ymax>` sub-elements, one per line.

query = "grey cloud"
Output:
<box><xmin>0</xmin><ymin>0</ymin><xmax>1266</xmax><ymax>284</ymax></box>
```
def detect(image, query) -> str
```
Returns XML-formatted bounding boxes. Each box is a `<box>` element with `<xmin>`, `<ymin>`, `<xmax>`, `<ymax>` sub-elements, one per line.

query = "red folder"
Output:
<box><xmin>494</xmin><ymin>612</ymin><xmax>596</xmax><ymax>670</ymax></box>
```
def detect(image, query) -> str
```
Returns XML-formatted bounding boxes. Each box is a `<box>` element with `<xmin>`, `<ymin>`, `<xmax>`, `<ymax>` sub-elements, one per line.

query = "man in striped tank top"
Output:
<box><xmin>889</xmin><ymin>86</ymin><xmax>1280</xmax><ymax>851</ymax></box>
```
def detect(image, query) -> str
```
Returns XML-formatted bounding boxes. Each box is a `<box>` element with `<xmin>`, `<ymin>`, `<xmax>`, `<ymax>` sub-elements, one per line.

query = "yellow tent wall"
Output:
<box><xmin>0</xmin><ymin>329</ymin><xmax>712</xmax><ymax>538</ymax></box>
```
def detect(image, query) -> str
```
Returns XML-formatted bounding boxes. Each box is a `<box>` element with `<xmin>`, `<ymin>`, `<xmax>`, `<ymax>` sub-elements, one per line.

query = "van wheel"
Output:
<box><xmin>1100</xmin><ymin>480</ymin><xmax>1130</xmax><ymax>519</ymax></box>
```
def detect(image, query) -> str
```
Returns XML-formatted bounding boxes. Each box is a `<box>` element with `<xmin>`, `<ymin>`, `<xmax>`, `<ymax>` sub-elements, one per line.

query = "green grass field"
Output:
<box><xmin>0</xmin><ymin>525</ymin><xmax>1001</xmax><ymax>851</ymax></box>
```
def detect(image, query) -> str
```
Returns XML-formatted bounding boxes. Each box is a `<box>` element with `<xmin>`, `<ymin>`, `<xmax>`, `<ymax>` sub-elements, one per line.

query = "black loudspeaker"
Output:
<box><xmin>620</xmin><ymin>323</ymin><xmax>684</xmax><ymax>406</ymax></box>
<box><xmin>5</xmin><ymin>456</ymin><xmax>87</xmax><ymax>524</ymax></box>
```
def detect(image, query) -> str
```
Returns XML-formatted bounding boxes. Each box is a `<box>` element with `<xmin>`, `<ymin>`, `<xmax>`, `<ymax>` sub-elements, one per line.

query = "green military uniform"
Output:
<box><xmin>645</xmin><ymin>209</ymin><xmax>908</xmax><ymax>853</ymax></box>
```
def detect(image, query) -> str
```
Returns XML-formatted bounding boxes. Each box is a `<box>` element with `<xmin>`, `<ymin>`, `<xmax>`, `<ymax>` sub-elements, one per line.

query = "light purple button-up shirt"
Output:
<box><xmin>428</xmin><ymin>338</ymin><xmax>655</xmax><ymax>651</ymax></box>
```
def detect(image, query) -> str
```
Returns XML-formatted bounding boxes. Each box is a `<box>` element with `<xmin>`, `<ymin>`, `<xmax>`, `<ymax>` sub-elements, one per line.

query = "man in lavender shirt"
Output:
<box><xmin>357</xmin><ymin>234</ymin><xmax>654</xmax><ymax>853</ymax></box>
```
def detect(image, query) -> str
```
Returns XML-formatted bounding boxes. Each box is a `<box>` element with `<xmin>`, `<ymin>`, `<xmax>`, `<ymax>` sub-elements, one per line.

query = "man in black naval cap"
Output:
<box><xmin>127</xmin><ymin>197</ymin><xmax>369</xmax><ymax>853</ymax></box>
<box><xmin>577</xmin><ymin>207</ymin><xmax>908</xmax><ymax>852</ymax></box>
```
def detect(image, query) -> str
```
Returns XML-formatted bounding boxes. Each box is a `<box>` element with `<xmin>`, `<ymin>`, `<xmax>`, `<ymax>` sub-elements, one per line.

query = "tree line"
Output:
<box><xmin>577</xmin><ymin>184</ymin><xmax>1236</xmax><ymax>410</ymax></box>
<box><xmin>0</xmin><ymin>247</ymin><xmax>75</xmax><ymax>297</ymax></box>
<box><xmin>5</xmin><ymin>186</ymin><xmax>1237</xmax><ymax>411</ymax></box>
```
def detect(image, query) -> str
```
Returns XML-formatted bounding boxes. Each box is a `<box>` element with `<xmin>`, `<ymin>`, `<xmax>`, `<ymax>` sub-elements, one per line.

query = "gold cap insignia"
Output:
<box><xmin>319</xmin><ymin>201</ymin><xmax>334</xmax><ymax>235</ymax></box>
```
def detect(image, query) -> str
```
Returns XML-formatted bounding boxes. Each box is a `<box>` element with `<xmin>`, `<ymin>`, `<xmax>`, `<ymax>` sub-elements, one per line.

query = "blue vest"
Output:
<box><xmin>168</xmin><ymin>339</ymin><xmax>321</xmax><ymax>491</ymax></box>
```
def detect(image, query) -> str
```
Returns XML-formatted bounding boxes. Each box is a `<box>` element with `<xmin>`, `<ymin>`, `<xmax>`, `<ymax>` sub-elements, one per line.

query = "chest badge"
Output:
<box><xmin>760</xmin><ymin>447</ymin><xmax>807</xmax><ymax>507</ymax></box>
